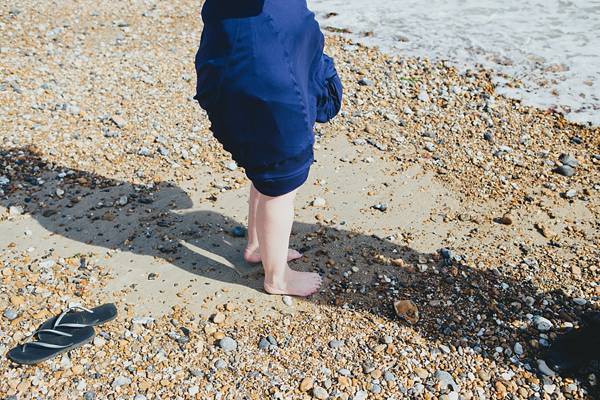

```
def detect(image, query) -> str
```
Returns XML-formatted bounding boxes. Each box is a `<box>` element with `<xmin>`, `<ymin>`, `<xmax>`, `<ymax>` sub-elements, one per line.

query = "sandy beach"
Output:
<box><xmin>1</xmin><ymin>1</ymin><xmax>600</xmax><ymax>399</ymax></box>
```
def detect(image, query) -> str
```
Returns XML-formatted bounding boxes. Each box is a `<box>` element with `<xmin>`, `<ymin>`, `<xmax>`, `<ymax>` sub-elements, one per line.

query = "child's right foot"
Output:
<box><xmin>263</xmin><ymin>267</ymin><xmax>322</xmax><ymax>297</ymax></box>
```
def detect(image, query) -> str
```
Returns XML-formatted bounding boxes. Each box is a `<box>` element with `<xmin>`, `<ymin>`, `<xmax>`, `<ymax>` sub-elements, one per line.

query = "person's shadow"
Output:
<box><xmin>2</xmin><ymin>145</ymin><xmax>597</xmax><ymax>397</ymax></box>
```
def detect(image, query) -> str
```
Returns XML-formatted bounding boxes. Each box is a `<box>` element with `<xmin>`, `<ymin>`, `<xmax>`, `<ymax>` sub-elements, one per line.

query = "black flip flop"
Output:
<box><xmin>546</xmin><ymin>313</ymin><xmax>600</xmax><ymax>372</ymax></box>
<box><xmin>37</xmin><ymin>304</ymin><xmax>118</xmax><ymax>341</ymax></box>
<box><xmin>7</xmin><ymin>326</ymin><xmax>96</xmax><ymax>365</ymax></box>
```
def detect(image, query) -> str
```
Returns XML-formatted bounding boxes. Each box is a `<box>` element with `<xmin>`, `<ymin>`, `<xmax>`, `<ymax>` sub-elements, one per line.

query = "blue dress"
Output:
<box><xmin>194</xmin><ymin>0</ymin><xmax>342</xmax><ymax>196</ymax></box>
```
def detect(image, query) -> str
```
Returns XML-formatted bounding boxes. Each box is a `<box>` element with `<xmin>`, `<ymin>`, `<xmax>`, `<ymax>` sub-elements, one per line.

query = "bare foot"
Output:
<box><xmin>263</xmin><ymin>266</ymin><xmax>322</xmax><ymax>297</ymax></box>
<box><xmin>244</xmin><ymin>247</ymin><xmax>302</xmax><ymax>263</ymax></box>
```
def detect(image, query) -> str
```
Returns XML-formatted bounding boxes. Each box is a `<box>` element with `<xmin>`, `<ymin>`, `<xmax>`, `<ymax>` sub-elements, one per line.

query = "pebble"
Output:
<box><xmin>565</xmin><ymin>189</ymin><xmax>578</xmax><ymax>198</ymax></box>
<box><xmin>282</xmin><ymin>296</ymin><xmax>293</xmax><ymax>306</ymax></box>
<box><xmin>312</xmin><ymin>197</ymin><xmax>326</xmax><ymax>207</ymax></box>
<box><xmin>534</xmin><ymin>316</ymin><xmax>553</xmax><ymax>331</ymax></box>
<box><xmin>3</xmin><ymin>308</ymin><xmax>18</xmax><ymax>321</ymax></box>
<box><xmin>560</xmin><ymin>154</ymin><xmax>579</xmax><ymax>167</ymax></box>
<box><xmin>111</xmin><ymin>376</ymin><xmax>131</xmax><ymax>388</ymax></box>
<box><xmin>500</xmin><ymin>213</ymin><xmax>515</xmax><ymax>225</ymax></box>
<box><xmin>300</xmin><ymin>377</ymin><xmax>313</xmax><ymax>392</ymax></box>
<box><xmin>514</xmin><ymin>342</ymin><xmax>524</xmax><ymax>355</ymax></box>
<box><xmin>313</xmin><ymin>386</ymin><xmax>329</xmax><ymax>399</ymax></box>
<box><xmin>434</xmin><ymin>371</ymin><xmax>460</xmax><ymax>392</ymax></box>
<box><xmin>258</xmin><ymin>338</ymin><xmax>270</xmax><ymax>350</ymax></box>
<box><xmin>215</xmin><ymin>359</ymin><xmax>227</xmax><ymax>369</ymax></box>
<box><xmin>352</xmin><ymin>391</ymin><xmax>368</xmax><ymax>400</ymax></box>
<box><xmin>329</xmin><ymin>340</ymin><xmax>345</xmax><ymax>348</ymax></box>
<box><xmin>219</xmin><ymin>337</ymin><xmax>237</xmax><ymax>351</ymax></box>
<box><xmin>418</xmin><ymin>91</ymin><xmax>430</xmax><ymax>102</ymax></box>
<box><xmin>538</xmin><ymin>360</ymin><xmax>556</xmax><ymax>376</ymax></box>
<box><xmin>233</xmin><ymin>226</ymin><xmax>246</xmax><ymax>237</ymax></box>
<box><xmin>424</xmin><ymin>142</ymin><xmax>436</xmax><ymax>152</ymax></box>
<box><xmin>414</xmin><ymin>368</ymin><xmax>429</xmax><ymax>379</ymax></box>
<box><xmin>554</xmin><ymin>165</ymin><xmax>575</xmax><ymax>177</ymax></box>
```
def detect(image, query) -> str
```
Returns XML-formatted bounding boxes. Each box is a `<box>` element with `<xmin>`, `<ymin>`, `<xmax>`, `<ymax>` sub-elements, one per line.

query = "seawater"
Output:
<box><xmin>308</xmin><ymin>0</ymin><xmax>600</xmax><ymax>126</ymax></box>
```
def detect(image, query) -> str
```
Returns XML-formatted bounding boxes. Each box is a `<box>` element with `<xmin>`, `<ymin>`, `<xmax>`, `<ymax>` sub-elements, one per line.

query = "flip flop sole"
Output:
<box><xmin>7</xmin><ymin>326</ymin><xmax>96</xmax><ymax>365</ymax></box>
<box><xmin>38</xmin><ymin>303</ymin><xmax>118</xmax><ymax>339</ymax></box>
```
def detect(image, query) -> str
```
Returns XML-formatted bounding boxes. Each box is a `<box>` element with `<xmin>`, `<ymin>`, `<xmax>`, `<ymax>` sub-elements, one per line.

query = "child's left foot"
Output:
<box><xmin>244</xmin><ymin>247</ymin><xmax>302</xmax><ymax>263</ymax></box>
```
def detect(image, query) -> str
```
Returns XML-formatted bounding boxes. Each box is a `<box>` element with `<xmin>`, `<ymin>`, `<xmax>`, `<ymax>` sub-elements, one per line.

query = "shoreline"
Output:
<box><xmin>1</xmin><ymin>1</ymin><xmax>600</xmax><ymax>399</ymax></box>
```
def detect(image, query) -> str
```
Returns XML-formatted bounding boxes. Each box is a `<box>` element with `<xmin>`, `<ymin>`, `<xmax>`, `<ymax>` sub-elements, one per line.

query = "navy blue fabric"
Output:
<box><xmin>194</xmin><ymin>0</ymin><xmax>342</xmax><ymax>196</ymax></box>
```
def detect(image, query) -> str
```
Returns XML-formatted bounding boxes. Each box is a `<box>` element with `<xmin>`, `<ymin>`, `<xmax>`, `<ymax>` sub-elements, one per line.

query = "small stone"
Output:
<box><xmin>83</xmin><ymin>392</ymin><xmax>96</xmax><ymax>400</ymax></box>
<box><xmin>424</xmin><ymin>142</ymin><xmax>436</xmax><ymax>152</ymax></box>
<box><xmin>381</xmin><ymin>335</ymin><xmax>393</xmax><ymax>344</ymax></box>
<box><xmin>414</xmin><ymin>368</ymin><xmax>429</xmax><ymax>379</ymax></box>
<box><xmin>9</xmin><ymin>206</ymin><xmax>24</xmax><ymax>215</ymax></box>
<box><xmin>418</xmin><ymin>91</ymin><xmax>430</xmax><ymax>102</ymax></box>
<box><xmin>39</xmin><ymin>260</ymin><xmax>55</xmax><ymax>269</ymax></box>
<box><xmin>477</xmin><ymin>370</ymin><xmax>491</xmax><ymax>382</ymax></box>
<box><xmin>554</xmin><ymin>165</ymin><xmax>575</xmax><ymax>177</ymax></box>
<box><xmin>258</xmin><ymin>338</ymin><xmax>270</xmax><ymax>350</ymax></box>
<box><xmin>329</xmin><ymin>340</ymin><xmax>345</xmax><ymax>348</ymax></box>
<box><xmin>565</xmin><ymin>189</ymin><xmax>578</xmax><ymax>198</ymax></box>
<box><xmin>434</xmin><ymin>371</ymin><xmax>460</xmax><ymax>392</ymax></box>
<box><xmin>111</xmin><ymin>376</ymin><xmax>131</xmax><ymax>388</ymax></box>
<box><xmin>495</xmin><ymin>381</ymin><xmax>507</xmax><ymax>393</ymax></box>
<box><xmin>514</xmin><ymin>343</ymin><xmax>524</xmax><ymax>355</ymax></box>
<box><xmin>383</xmin><ymin>371</ymin><xmax>396</xmax><ymax>381</ymax></box>
<box><xmin>93</xmin><ymin>337</ymin><xmax>106</xmax><ymax>348</ymax></box>
<box><xmin>358</xmin><ymin>78</ymin><xmax>374</xmax><ymax>86</ymax></box>
<box><xmin>3</xmin><ymin>308</ymin><xmax>18</xmax><ymax>321</ymax></box>
<box><xmin>544</xmin><ymin>384</ymin><xmax>556</xmax><ymax>394</ymax></box>
<box><xmin>233</xmin><ymin>226</ymin><xmax>246</xmax><ymax>237</ymax></box>
<box><xmin>483</xmin><ymin>132</ymin><xmax>494</xmax><ymax>142</ymax></box>
<box><xmin>213</xmin><ymin>312</ymin><xmax>226</xmax><ymax>324</ymax></box>
<box><xmin>226</xmin><ymin>162</ymin><xmax>237</xmax><ymax>171</ymax></box>
<box><xmin>157</xmin><ymin>147</ymin><xmax>169</xmax><ymax>156</ymax></box>
<box><xmin>573</xmin><ymin>298</ymin><xmax>587</xmax><ymax>306</ymax></box>
<box><xmin>394</xmin><ymin>299</ymin><xmax>419</xmax><ymax>324</ymax></box>
<box><xmin>538</xmin><ymin>360</ymin><xmax>556</xmax><ymax>376</ymax></box>
<box><xmin>215</xmin><ymin>359</ymin><xmax>227</xmax><ymax>369</ymax></box>
<box><xmin>132</xmin><ymin>317</ymin><xmax>154</xmax><ymax>325</ymax></box>
<box><xmin>313</xmin><ymin>386</ymin><xmax>329</xmax><ymax>399</ymax></box>
<box><xmin>300</xmin><ymin>377</ymin><xmax>313</xmax><ymax>392</ymax></box>
<box><xmin>72</xmin><ymin>365</ymin><xmax>84</xmax><ymax>375</ymax></box>
<box><xmin>500</xmin><ymin>213</ymin><xmax>515</xmax><ymax>225</ymax></box>
<box><xmin>10</xmin><ymin>296</ymin><xmax>24</xmax><ymax>307</ymax></box>
<box><xmin>352</xmin><ymin>391</ymin><xmax>368</xmax><ymax>400</ymax></box>
<box><xmin>111</xmin><ymin>115</ymin><xmax>127</xmax><ymax>129</ymax></box>
<box><xmin>560</xmin><ymin>154</ymin><xmax>579</xmax><ymax>167</ymax></box>
<box><xmin>312</xmin><ymin>197</ymin><xmax>326</xmax><ymax>207</ymax></box>
<box><xmin>282</xmin><ymin>296</ymin><xmax>293</xmax><ymax>306</ymax></box>
<box><xmin>370</xmin><ymin>384</ymin><xmax>382</xmax><ymax>394</ymax></box>
<box><xmin>188</xmin><ymin>386</ymin><xmax>199</xmax><ymax>396</ymax></box>
<box><xmin>219</xmin><ymin>337</ymin><xmax>237</xmax><ymax>351</ymax></box>
<box><xmin>534</xmin><ymin>316</ymin><xmax>553</xmax><ymax>331</ymax></box>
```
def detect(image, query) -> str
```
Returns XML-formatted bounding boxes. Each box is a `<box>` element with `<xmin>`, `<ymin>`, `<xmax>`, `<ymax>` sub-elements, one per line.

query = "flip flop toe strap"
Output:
<box><xmin>22</xmin><ymin>328</ymin><xmax>73</xmax><ymax>352</ymax></box>
<box><xmin>52</xmin><ymin>305</ymin><xmax>95</xmax><ymax>328</ymax></box>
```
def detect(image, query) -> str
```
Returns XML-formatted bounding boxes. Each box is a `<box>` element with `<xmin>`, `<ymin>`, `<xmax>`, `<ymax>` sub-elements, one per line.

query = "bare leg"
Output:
<box><xmin>244</xmin><ymin>183</ymin><xmax>302</xmax><ymax>263</ymax></box>
<box><xmin>255</xmin><ymin>189</ymin><xmax>322</xmax><ymax>296</ymax></box>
